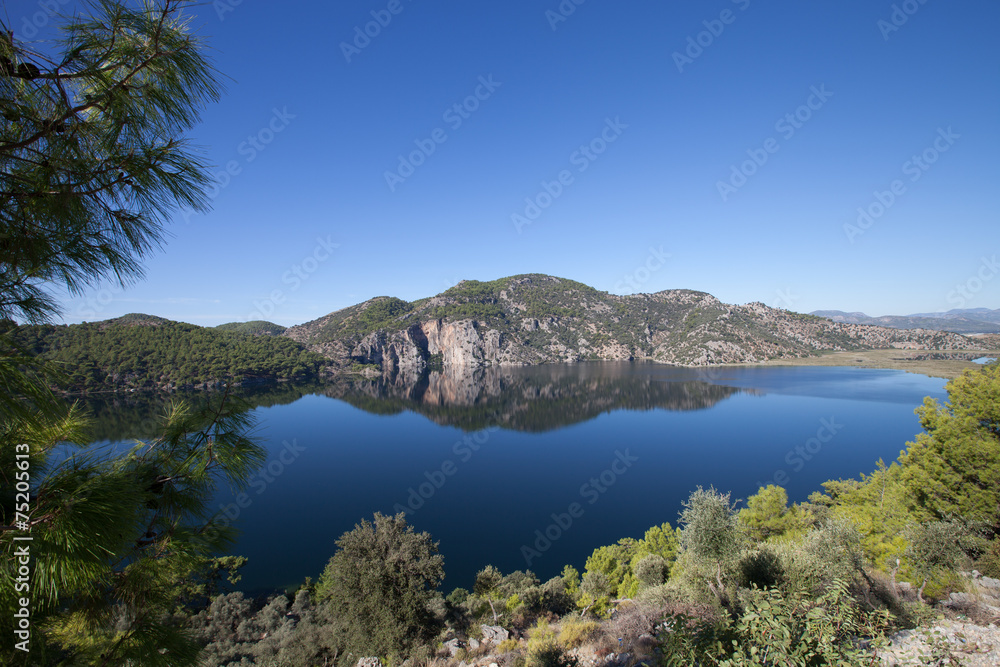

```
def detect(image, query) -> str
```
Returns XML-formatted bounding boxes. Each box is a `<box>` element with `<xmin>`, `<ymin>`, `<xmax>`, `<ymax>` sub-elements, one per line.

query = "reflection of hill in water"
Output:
<box><xmin>80</xmin><ymin>381</ymin><xmax>326</xmax><ymax>443</ymax></box>
<box><xmin>323</xmin><ymin>362</ymin><xmax>745</xmax><ymax>432</ymax></box>
<box><xmin>80</xmin><ymin>363</ymin><xmax>747</xmax><ymax>440</ymax></box>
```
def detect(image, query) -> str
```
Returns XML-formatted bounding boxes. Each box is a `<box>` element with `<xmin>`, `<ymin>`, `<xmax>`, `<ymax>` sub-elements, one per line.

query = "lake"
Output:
<box><xmin>83</xmin><ymin>362</ymin><xmax>948</xmax><ymax>594</ymax></box>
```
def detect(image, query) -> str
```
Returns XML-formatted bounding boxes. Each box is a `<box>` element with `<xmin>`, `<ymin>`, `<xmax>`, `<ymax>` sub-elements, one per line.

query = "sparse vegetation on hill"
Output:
<box><xmin>285</xmin><ymin>274</ymin><xmax>983</xmax><ymax>372</ymax></box>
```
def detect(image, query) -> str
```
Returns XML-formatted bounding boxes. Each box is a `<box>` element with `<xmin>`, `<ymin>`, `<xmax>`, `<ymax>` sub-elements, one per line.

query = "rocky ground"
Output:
<box><xmin>880</xmin><ymin>573</ymin><xmax>1000</xmax><ymax>666</ymax></box>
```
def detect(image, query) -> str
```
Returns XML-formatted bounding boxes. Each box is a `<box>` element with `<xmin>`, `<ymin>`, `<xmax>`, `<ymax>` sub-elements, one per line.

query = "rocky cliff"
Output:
<box><xmin>283</xmin><ymin>274</ymin><xmax>980</xmax><ymax>374</ymax></box>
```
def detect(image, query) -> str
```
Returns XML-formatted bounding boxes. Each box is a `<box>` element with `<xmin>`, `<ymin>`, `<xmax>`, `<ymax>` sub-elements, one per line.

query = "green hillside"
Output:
<box><xmin>11</xmin><ymin>315</ymin><xmax>327</xmax><ymax>392</ymax></box>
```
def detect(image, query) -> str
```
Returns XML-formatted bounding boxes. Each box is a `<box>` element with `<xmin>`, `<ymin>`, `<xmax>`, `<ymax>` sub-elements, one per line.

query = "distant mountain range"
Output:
<box><xmin>810</xmin><ymin>308</ymin><xmax>1000</xmax><ymax>334</ymax></box>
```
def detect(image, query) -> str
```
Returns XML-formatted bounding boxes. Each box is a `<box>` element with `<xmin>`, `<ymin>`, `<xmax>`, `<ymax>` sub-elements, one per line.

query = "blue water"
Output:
<box><xmin>179</xmin><ymin>363</ymin><xmax>946</xmax><ymax>594</ymax></box>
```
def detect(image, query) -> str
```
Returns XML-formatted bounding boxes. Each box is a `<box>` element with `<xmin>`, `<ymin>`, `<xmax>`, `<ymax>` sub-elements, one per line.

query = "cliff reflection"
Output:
<box><xmin>323</xmin><ymin>361</ymin><xmax>745</xmax><ymax>432</ymax></box>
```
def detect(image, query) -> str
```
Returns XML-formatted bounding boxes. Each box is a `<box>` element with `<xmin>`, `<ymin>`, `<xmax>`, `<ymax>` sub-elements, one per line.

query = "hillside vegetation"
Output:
<box><xmin>286</xmin><ymin>274</ymin><xmax>980</xmax><ymax>370</ymax></box>
<box><xmin>9</xmin><ymin>314</ymin><xmax>327</xmax><ymax>392</ymax></box>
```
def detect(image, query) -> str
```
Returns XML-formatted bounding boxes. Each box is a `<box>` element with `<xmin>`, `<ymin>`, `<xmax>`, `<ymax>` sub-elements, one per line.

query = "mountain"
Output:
<box><xmin>284</xmin><ymin>274</ymin><xmax>978</xmax><ymax>374</ymax></box>
<box><xmin>811</xmin><ymin>308</ymin><xmax>1000</xmax><ymax>334</ymax></box>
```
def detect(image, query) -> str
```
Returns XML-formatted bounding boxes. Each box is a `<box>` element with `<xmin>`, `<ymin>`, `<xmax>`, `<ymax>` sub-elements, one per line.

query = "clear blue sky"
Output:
<box><xmin>10</xmin><ymin>0</ymin><xmax>998</xmax><ymax>326</ymax></box>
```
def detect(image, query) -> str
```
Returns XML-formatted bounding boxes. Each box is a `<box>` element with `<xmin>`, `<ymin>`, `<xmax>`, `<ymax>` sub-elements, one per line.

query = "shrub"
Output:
<box><xmin>496</xmin><ymin>638</ymin><xmax>521</xmax><ymax>653</ymax></box>
<box><xmin>315</xmin><ymin>512</ymin><xmax>444</xmax><ymax>659</ymax></box>
<box><xmin>737</xmin><ymin>548</ymin><xmax>785</xmax><ymax>590</ymax></box>
<box><xmin>723</xmin><ymin>580</ymin><xmax>891</xmax><ymax>666</ymax></box>
<box><xmin>634</xmin><ymin>554</ymin><xmax>668</xmax><ymax>589</ymax></box>
<box><xmin>977</xmin><ymin>538</ymin><xmax>1000</xmax><ymax>578</ymax></box>
<box><xmin>556</xmin><ymin>618</ymin><xmax>600</xmax><ymax>649</ymax></box>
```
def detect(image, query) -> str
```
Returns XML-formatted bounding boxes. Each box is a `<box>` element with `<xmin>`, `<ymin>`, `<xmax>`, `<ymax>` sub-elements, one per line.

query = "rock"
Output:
<box><xmin>356</xmin><ymin>659</ymin><xmax>382</xmax><ymax>667</ymax></box>
<box><xmin>945</xmin><ymin>592</ymin><xmax>975</xmax><ymax>608</ymax></box>
<box><xmin>480</xmin><ymin>624</ymin><xmax>509</xmax><ymax>644</ymax></box>
<box><xmin>979</xmin><ymin>577</ymin><xmax>1000</xmax><ymax>591</ymax></box>
<box><xmin>468</xmin><ymin>637</ymin><xmax>480</xmax><ymax>650</ymax></box>
<box><xmin>444</xmin><ymin>638</ymin><xmax>463</xmax><ymax>657</ymax></box>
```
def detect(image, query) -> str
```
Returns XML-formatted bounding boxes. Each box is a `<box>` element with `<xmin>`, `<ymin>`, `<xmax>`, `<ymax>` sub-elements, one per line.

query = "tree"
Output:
<box><xmin>678</xmin><ymin>486</ymin><xmax>745</xmax><ymax>606</ymax></box>
<box><xmin>474</xmin><ymin>564</ymin><xmax>505</xmax><ymax>623</ymax></box>
<box><xmin>738</xmin><ymin>484</ymin><xmax>800</xmax><ymax>542</ymax></box>
<box><xmin>315</xmin><ymin>512</ymin><xmax>445</xmax><ymax>660</ymax></box>
<box><xmin>899</xmin><ymin>364</ymin><xmax>1000</xmax><ymax>531</ymax></box>
<box><xmin>0</xmin><ymin>0</ymin><xmax>220</xmax><ymax>325</ymax></box>
<box><xmin>905</xmin><ymin>519</ymin><xmax>976</xmax><ymax>602</ymax></box>
<box><xmin>0</xmin><ymin>3</ymin><xmax>259</xmax><ymax>664</ymax></box>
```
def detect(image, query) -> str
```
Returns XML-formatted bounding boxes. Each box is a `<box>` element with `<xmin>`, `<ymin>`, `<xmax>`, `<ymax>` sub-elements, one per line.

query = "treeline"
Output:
<box><xmin>189</xmin><ymin>362</ymin><xmax>1000</xmax><ymax>666</ymax></box>
<box><xmin>8</xmin><ymin>315</ymin><xmax>329</xmax><ymax>392</ymax></box>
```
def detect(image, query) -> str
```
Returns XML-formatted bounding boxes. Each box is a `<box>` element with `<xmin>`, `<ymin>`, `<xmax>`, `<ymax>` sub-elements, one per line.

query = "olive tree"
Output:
<box><xmin>316</xmin><ymin>513</ymin><xmax>445</xmax><ymax>660</ymax></box>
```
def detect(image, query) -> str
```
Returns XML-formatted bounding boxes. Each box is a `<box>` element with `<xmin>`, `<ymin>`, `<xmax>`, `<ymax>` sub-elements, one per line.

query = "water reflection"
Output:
<box><xmin>82</xmin><ymin>362</ymin><xmax>745</xmax><ymax>439</ymax></box>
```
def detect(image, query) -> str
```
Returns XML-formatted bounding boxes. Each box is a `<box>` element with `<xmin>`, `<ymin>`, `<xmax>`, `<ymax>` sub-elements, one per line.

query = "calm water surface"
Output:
<box><xmin>86</xmin><ymin>362</ymin><xmax>947</xmax><ymax>593</ymax></box>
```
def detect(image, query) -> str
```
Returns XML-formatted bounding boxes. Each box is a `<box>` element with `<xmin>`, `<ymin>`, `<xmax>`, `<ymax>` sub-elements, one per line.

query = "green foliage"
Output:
<box><xmin>10</xmin><ymin>316</ymin><xmax>327</xmax><ymax>391</ymax></box>
<box><xmin>214</xmin><ymin>321</ymin><xmax>287</xmax><ymax>336</ymax></box>
<box><xmin>1</xmin><ymin>394</ymin><xmax>265</xmax><ymax>664</ymax></box>
<box><xmin>905</xmin><ymin>519</ymin><xmax>978</xmax><ymax>600</ymax></box>
<box><xmin>898</xmin><ymin>364</ymin><xmax>1000</xmax><ymax>530</ymax></box>
<box><xmin>0</xmin><ymin>0</ymin><xmax>222</xmax><ymax>325</ymax></box>
<box><xmin>736</xmin><ymin>548</ymin><xmax>785</xmax><ymax>590</ymax></box>
<box><xmin>561</xmin><ymin>564</ymin><xmax>581</xmax><ymax>597</ymax></box>
<box><xmin>738</xmin><ymin>485</ymin><xmax>803</xmax><ymax>542</ymax></box>
<box><xmin>190</xmin><ymin>590</ymin><xmax>340</xmax><ymax>666</ymax></box>
<box><xmin>556</xmin><ymin>618</ymin><xmax>600</xmax><ymax>649</ymax></box>
<box><xmin>526</xmin><ymin>620</ymin><xmax>578</xmax><ymax>667</ymax></box>
<box><xmin>357</xmin><ymin>297</ymin><xmax>414</xmax><ymax>332</ymax></box>
<box><xmin>634</xmin><ymin>554</ymin><xmax>669</xmax><ymax>589</ymax></box>
<box><xmin>315</xmin><ymin>512</ymin><xmax>444</xmax><ymax>660</ymax></box>
<box><xmin>977</xmin><ymin>538</ymin><xmax>1000</xmax><ymax>578</ymax></box>
<box><xmin>720</xmin><ymin>580</ymin><xmax>891</xmax><ymax>666</ymax></box>
<box><xmin>680</xmin><ymin>487</ymin><xmax>745</xmax><ymax>566</ymax></box>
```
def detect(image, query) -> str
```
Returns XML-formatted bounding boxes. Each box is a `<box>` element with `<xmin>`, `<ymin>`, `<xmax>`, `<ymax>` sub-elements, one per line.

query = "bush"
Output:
<box><xmin>977</xmin><ymin>538</ymin><xmax>1000</xmax><ymax>578</ymax></box>
<box><xmin>737</xmin><ymin>548</ymin><xmax>785</xmax><ymax>590</ymax></box>
<box><xmin>315</xmin><ymin>512</ymin><xmax>444</xmax><ymax>660</ymax></box>
<box><xmin>634</xmin><ymin>554</ymin><xmax>668</xmax><ymax>589</ymax></box>
<box><xmin>556</xmin><ymin>618</ymin><xmax>600</xmax><ymax>649</ymax></box>
<box><xmin>723</xmin><ymin>580</ymin><xmax>891</xmax><ymax>666</ymax></box>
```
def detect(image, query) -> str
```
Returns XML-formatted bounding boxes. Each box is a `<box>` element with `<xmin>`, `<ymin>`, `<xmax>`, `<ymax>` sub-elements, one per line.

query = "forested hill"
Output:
<box><xmin>9</xmin><ymin>314</ymin><xmax>327</xmax><ymax>392</ymax></box>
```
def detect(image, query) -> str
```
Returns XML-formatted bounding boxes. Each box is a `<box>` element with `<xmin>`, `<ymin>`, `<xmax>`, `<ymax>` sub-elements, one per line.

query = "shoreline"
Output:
<box><xmin>720</xmin><ymin>348</ymin><xmax>999</xmax><ymax>380</ymax></box>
